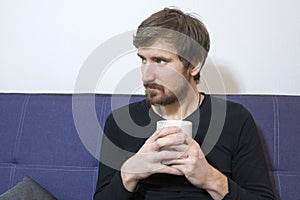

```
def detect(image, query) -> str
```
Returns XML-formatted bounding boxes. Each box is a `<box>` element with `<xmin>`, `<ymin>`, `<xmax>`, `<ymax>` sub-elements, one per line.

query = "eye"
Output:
<box><xmin>154</xmin><ymin>58</ymin><xmax>166</xmax><ymax>64</ymax></box>
<box><xmin>140</xmin><ymin>57</ymin><xmax>146</xmax><ymax>65</ymax></box>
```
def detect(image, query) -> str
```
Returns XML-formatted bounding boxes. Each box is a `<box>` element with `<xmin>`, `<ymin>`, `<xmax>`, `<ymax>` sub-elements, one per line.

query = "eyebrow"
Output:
<box><xmin>137</xmin><ymin>53</ymin><xmax>172</xmax><ymax>62</ymax></box>
<box><xmin>137</xmin><ymin>53</ymin><xmax>144</xmax><ymax>59</ymax></box>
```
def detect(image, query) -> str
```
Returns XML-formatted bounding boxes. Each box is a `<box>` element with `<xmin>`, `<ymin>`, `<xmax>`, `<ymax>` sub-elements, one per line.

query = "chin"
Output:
<box><xmin>146</xmin><ymin>93</ymin><xmax>159</xmax><ymax>105</ymax></box>
<box><xmin>146</xmin><ymin>93</ymin><xmax>177</xmax><ymax>106</ymax></box>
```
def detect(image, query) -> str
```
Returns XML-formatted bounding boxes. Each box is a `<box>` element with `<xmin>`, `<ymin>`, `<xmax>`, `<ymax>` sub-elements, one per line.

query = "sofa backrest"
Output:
<box><xmin>0</xmin><ymin>94</ymin><xmax>299</xmax><ymax>199</ymax></box>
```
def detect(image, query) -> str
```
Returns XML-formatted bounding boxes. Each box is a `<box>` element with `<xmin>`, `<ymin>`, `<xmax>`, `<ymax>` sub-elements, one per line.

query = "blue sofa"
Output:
<box><xmin>0</xmin><ymin>93</ymin><xmax>299</xmax><ymax>199</ymax></box>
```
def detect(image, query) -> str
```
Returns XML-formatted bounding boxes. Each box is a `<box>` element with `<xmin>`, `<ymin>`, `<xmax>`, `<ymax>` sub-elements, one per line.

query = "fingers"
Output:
<box><xmin>157</xmin><ymin>165</ymin><xmax>183</xmax><ymax>176</ymax></box>
<box><xmin>150</xmin><ymin>126</ymin><xmax>181</xmax><ymax>142</ymax></box>
<box><xmin>150</xmin><ymin>127</ymin><xmax>195</xmax><ymax>151</ymax></box>
<box><xmin>162</xmin><ymin>158</ymin><xmax>187</xmax><ymax>166</ymax></box>
<box><xmin>142</xmin><ymin>127</ymin><xmax>181</xmax><ymax>152</ymax></box>
<box><xmin>156</xmin><ymin>150</ymin><xmax>188</xmax><ymax>162</ymax></box>
<box><xmin>153</xmin><ymin>132</ymin><xmax>186</xmax><ymax>150</ymax></box>
<box><xmin>159</xmin><ymin>137</ymin><xmax>199</xmax><ymax>154</ymax></box>
<box><xmin>160</xmin><ymin>140</ymin><xmax>204</xmax><ymax>166</ymax></box>
<box><xmin>167</xmin><ymin>144</ymin><xmax>190</xmax><ymax>152</ymax></box>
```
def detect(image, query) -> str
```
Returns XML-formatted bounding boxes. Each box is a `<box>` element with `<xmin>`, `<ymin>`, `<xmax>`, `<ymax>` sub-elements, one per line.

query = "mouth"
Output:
<box><xmin>144</xmin><ymin>83</ymin><xmax>164</xmax><ymax>94</ymax></box>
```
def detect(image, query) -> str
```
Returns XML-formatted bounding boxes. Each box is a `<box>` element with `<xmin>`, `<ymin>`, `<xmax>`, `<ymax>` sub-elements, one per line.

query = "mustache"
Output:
<box><xmin>143</xmin><ymin>83</ymin><xmax>164</xmax><ymax>90</ymax></box>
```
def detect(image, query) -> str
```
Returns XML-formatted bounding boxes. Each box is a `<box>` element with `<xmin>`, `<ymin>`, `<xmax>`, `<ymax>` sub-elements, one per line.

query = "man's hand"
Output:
<box><xmin>120</xmin><ymin>126</ymin><xmax>188</xmax><ymax>192</ymax></box>
<box><xmin>164</xmin><ymin>134</ymin><xmax>229</xmax><ymax>200</ymax></box>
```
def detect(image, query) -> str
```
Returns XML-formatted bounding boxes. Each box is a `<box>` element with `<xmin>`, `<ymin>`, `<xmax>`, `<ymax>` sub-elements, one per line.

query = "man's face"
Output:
<box><xmin>138</xmin><ymin>42</ymin><xmax>192</xmax><ymax>106</ymax></box>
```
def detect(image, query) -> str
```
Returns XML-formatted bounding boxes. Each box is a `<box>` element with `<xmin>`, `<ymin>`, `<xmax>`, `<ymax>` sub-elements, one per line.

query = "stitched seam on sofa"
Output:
<box><xmin>93</xmin><ymin>166</ymin><xmax>99</xmax><ymax>190</ymax></box>
<box><xmin>9</xmin><ymin>95</ymin><xmax>30</xmax><ymax>188</ymax></box>
<box><xmin>15</xmin><ymin>168</ymin><xmax>97</xmax><ymax>172</ymax></box>
<box><xmin>8</xmin><ymin>164</ymin><xmax>16</xmax><ymax>188</ymax></box>
<box><xmin>12</xmin><ymin>95</ymin><xmax>30</xmax><ymax>164</ymax></box>
<box><xmin>272</xmin><ymin>96</ymin><xmax>280</xmax><ymax>171</ymax></box>
<box><xmin>14</xmin><ymin>164</ymin><xmax>98</xmax><ymax>171</ymax></box>
<box><xmin>273</xmin><ymin>96</ymin><xmax>281</xmax><ymax>200</ymax></box>
<box><xmin>94</xmin><ymin>96</ymin><xmax>110</xmax><ymax>163</ymax></box>
<box><xmin>275</xmin><ymin>171</ymin><xmax>300</xmax><ymax>176</ymax></box>
<box><xmin>0</xmin><ymin>163</ymin><xmax>15</xmax><ymax>167</ymax></box>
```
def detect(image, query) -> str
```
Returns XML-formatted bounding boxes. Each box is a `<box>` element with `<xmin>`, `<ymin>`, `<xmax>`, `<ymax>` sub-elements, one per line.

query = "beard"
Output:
<box><xmin>144</xmin><ymin>82</ymin><xmax>188</xmax><ymax>106</ymax></box>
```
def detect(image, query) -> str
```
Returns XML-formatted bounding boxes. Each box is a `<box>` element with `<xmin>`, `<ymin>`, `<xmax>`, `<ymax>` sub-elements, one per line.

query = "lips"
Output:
<box><xmin>144</xmin><ymin>83</ymin><xmax>164</xmax><ymax>96</ymax></box>
<box><xmin>144</xmin><ymin>83</ymin><xmax>164</xmax><ymax>91</ymax></box>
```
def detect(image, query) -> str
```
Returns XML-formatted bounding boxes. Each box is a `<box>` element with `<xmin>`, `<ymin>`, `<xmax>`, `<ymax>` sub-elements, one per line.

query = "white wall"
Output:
<box><xmin>0</xmin><ymin>0</ymin><xmax>299</xmax><ymax>95</ymax></box>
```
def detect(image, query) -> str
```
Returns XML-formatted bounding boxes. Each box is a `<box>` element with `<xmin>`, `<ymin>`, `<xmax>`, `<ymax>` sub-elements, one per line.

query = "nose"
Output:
<box><xmin>141</xmin><ymin>63</ymin><xmax>156</xmax><ymax>83</ymax></box>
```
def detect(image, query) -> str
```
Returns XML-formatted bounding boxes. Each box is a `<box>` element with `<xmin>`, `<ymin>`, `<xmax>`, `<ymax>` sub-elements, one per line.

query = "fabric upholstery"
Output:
<box><xmin>0</xmin><ymin>94</ymin><xmax>299</xmax><ymax>199</ymax></box>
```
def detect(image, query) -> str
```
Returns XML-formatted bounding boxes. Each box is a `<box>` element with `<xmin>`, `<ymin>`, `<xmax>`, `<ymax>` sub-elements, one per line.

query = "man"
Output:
<box><xmin>94</xmin><ymin>8</ymin><xmax>275</xmax><ymax>199</ymax></box>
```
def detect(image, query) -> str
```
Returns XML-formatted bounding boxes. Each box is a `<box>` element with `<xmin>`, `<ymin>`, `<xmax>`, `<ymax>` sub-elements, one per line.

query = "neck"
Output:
<box><xmin>152</xmin><ymin>88</ymin><xmax>202</xmax><ymax>120</ymax></box>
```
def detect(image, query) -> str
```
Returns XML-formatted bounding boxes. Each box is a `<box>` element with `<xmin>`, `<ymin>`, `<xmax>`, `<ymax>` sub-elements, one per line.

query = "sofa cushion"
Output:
<box><xmin>0</xmin><ymin>176</ymin><xmax>56</xmax><ymax>200</ymax></box>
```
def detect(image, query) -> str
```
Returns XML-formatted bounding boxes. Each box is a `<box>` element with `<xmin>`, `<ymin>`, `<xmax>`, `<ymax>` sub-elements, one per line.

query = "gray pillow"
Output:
<box><xmin>0</xmin><ymin>176</ymin><xmax>56</xmax><ymax>200</ymax></box>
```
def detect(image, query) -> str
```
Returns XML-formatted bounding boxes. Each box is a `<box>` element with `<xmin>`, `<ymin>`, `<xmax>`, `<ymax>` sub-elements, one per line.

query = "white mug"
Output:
<box><xmin>156</xmin><ymin>120</ymin><xmax>192</xmax><ymax>137</ymax></box>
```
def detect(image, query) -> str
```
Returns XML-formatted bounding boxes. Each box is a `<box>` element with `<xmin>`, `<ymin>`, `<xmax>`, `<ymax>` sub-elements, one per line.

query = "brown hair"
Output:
<box><xmin>133</xmin><ymin>7</ymin><xmax>210</xmax><ymax>83</ymax></box>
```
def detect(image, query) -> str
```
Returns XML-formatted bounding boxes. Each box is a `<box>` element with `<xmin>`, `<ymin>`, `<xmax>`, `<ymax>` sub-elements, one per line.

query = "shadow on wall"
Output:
<box><xmin>198</xmin><ymin>59</ymin><xmax>240</xmax><ymax>94</ymax></box>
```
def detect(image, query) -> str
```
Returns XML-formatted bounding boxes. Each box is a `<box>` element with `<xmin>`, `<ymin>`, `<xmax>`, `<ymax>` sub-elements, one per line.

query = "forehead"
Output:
<box><xmin>137</xmin><ymin>40</ymin><xmax>178</xmax><ymax>57</ymax></box>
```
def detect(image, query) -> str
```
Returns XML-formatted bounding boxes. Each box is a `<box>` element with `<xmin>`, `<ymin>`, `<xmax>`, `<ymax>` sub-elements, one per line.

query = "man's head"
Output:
<box><xmin>133</xmin><ymin>7</ymin><xmax>210</xmax><ymax>84</ymax></box>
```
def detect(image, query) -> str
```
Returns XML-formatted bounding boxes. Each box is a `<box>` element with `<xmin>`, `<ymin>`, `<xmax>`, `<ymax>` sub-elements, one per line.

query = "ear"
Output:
<box><xmin>189</xmin><ymin>62</ymin><xmax>202</xmax><ymax>77</ymax></box>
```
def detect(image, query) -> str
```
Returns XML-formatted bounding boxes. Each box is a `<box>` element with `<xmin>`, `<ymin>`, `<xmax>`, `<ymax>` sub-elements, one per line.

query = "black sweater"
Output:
<box><xmin>94</xmin><ymin>94</ymin><xmax>275</xmax><ymax>199</ymax></box>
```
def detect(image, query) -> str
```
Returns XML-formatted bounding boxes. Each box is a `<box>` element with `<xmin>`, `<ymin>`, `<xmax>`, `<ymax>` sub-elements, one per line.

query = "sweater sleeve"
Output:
<box><xmin>223</xmin><ymin>108</ymin><xmax>275</xmax><ymax>199</ymax></box>
<box><xmin>93</xmin><ymin>166</ymin><xmax>134</xmax><ymax>200</ymax></box>
<box><xmin>93</xmin><ymin>113</ymin><xmax>135</xmax><ymax>200</ymax></box>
